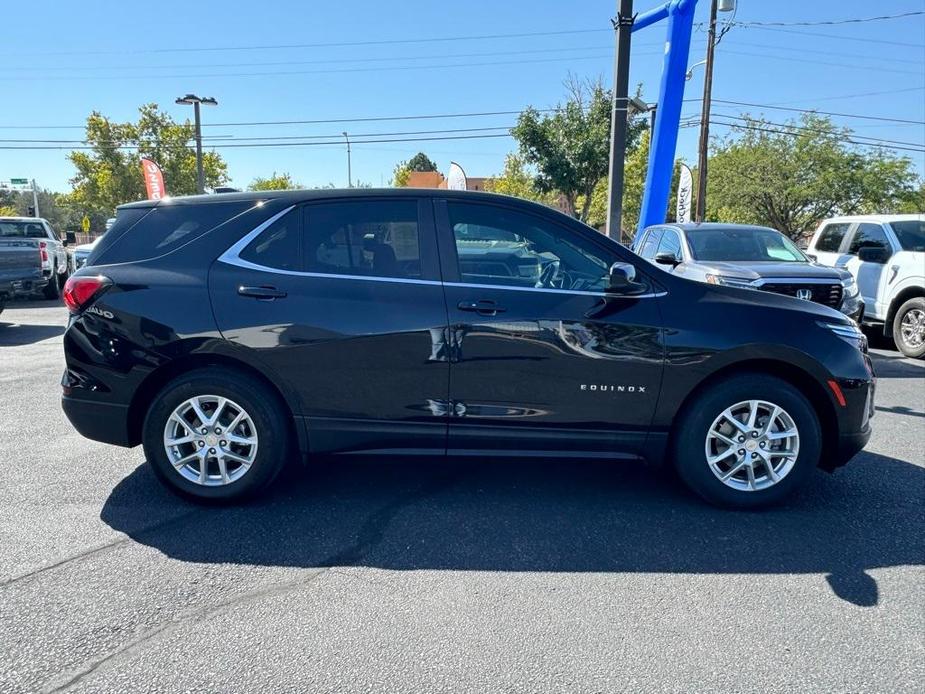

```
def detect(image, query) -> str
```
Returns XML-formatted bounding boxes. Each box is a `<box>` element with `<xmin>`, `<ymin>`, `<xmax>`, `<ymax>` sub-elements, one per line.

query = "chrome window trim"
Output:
<box><xmin>752</xmin><ymin>277</ymin><xmax>843</xmax><ymax>286</ymax></box>
<box><xmin>217</xmin><ymin>206</ymin><xmax>664</xmax><ymax>297</ymax></box>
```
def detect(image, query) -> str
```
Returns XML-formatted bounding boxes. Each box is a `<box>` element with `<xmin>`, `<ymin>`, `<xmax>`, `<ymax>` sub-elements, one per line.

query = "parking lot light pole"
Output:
<box><xmin>342</xmin><ymin>131</ymin><xmax>352</xmax><ymax>188</ymax></box>
<box><xmin>175</xmin><ymin>94</ymin><xmax>218</xmax><ymax>194</ymax></box>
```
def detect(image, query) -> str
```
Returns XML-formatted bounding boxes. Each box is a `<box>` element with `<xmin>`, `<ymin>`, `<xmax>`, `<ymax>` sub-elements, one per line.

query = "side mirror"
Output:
<box><xmin>606</xmin><ymin>262</ymin><xmax>646</xmax><ymax>294</ymax></box>
<box><xmin>654</xmin><ymin>251</ymin><xmax>680</xmax><ymax>267</ymax></box>
<box><xmin>64</xmin><ymin>231</ymin><xmax>76</xmax><ymax>246</ymax></box>
<box><xmin>858</xmin><ymin>246</ymin><xmax>888</xmax><ymax>263</ymax></box>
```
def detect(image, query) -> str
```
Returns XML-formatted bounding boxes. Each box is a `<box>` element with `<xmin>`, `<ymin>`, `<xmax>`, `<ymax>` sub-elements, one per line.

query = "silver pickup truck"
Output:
<box><xmin>0</xmin><ymin>217</ymin><xmax>71</xmax><ymax>309</ymax></box>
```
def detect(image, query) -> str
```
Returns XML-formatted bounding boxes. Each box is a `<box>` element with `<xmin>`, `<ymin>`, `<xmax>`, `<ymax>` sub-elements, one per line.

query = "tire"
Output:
<box><xmin>891</xmin><ymin>297</ymin><xmax>925</xmax><ymax>359</ymax></box>
<box><xmin>672</xmin><ymin>373</ymin><xmax>821</xmax><ymax>509</ymax></box>
<box><xmin>42</xmin><ymin>271</ymin><xmax>61</xmax><ymax>300</ymax></box>
<box><xmin>142</xmin><ymin>367</ymin><xmax>292</xmax><ymax>503</ymax></box>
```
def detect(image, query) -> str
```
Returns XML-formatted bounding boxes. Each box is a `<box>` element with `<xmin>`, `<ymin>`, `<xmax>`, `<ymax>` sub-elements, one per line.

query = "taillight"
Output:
<box><xmin>63</xmin><ymin>275</ymin><xmax>112</xmax><ymax>313</ymax></box>
<box><xmin>39</xmin><ymin>241</ymin><xmax>48</xmax><ymax>262</ymax></box>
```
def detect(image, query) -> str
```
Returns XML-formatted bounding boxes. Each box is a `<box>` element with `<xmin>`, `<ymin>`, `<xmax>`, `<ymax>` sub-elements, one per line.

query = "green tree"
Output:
<box><xmin>484</xmin><ymin>153</ymin><xmax>557</xmax><ymax>206</ymax></box>
<box><xmin>67</xmin><ymin>104</ymin><xmax>229</xmax><ymax>222</ymax></box>
<box><xmin>391</xmin><ymin>162</ymin><xmax>411</xmax><ymax>187</ymax></box>
<box><xmin>511</xmin><ymin>78</ymin><xmax>646</xmax><ymax>223</ymax></box>
<box><xmin>406</xmin><ymin>152</ymin><xmax>439</xmax><ymax>172</ymax></box>
<box><xmin>249</xmin><ymin>172</ymin><xmax>299</xmax><ymax>191</ymax></box>
<box><xmin>707</xmin><ymin>114</ymin><xmax>922</xmax><ymax>237</ymax></box>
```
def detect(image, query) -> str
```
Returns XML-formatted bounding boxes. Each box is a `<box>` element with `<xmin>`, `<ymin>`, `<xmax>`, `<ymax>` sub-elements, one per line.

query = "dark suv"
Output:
<box><xmin>61</xmin><ymin>190</ymin><xmax>875</xmax><ymax>508</ymax></box>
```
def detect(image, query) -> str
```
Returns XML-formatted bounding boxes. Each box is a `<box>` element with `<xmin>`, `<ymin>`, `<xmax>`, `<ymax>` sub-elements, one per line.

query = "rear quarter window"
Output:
<box><xmin>91</xmin><ymin>201</ymin><xmax>255</xmax><ymax>265</ymax></box>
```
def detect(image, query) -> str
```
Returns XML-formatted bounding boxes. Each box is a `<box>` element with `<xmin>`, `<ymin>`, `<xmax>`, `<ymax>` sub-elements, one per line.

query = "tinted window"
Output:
<box><xmin>239</xmin><ymin>209</ymin><xmax>300</xmax><ymax>271</ymax></box>
<box><xmin>93</xmin><ymin>202</ymin><xmax>253</xmax><ymax>265</ymax></box>
<box><xmin>302</xmin><ymin>200</ymin><xmax>421</xmax><ymax>279</ymax></box>
<box><xmin>687</xmin><ymin>227</ymin><xmax>804</xmax><ymax>262</ymax></box>
<box><xmin>847</xmin><ymin>223</ymin><xmax>890</xmax><ymax>255</ymax></box>
<box><xmin>0</xmin><ymin>221</ymin><xmax>46</xmax><ymax>238</ymax></box>
<box><xmin>889</xmin><ymin>220</ymin><xmax>925</xmax><ymax>252</ymax></box>
<box><xmin>656</xmin><ymin>229</ymin><xmax>682</xmax><ymax>259</ymax></box>
<box><xmin>447</xmin><ymin>201</ymin><xmax>612</xmax><ymax>291</ymax></box>
<box><xmin>815</xmin><ymin>223</ymin><xmax>850</xmax><ymax>252</ymax></box>
<box><xmin>638</xmin><ymin>229</ymin><xmax>662</xmax><ymax>259</ymax></box>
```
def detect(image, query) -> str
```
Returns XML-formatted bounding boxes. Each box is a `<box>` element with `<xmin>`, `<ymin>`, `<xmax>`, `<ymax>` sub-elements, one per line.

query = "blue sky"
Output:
<box><xmin>1</xmin><ymin>0</ymin><xmax>923</xmax><ymax>193</ymax></box>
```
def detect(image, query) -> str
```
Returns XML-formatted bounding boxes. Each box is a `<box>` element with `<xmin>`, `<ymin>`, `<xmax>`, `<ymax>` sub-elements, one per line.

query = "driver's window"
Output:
<box><xmin>447</xmin><ymin>201</ymin><xmax>612</xmax><ymax>291</ymax></box>
<box><xmin>656</xmin><ymin>229</ymin><xmax>682</xmax><ymax>260</ymax></box>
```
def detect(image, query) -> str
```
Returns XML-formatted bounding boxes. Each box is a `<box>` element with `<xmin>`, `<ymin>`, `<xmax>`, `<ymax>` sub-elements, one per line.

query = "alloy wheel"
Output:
<box><xmin>899</xmin><ymin>308</ymin><xmax>925</xmax><ymax>350</ymax></box>
<box><xmin>704</xmin><ymin>399</ymin><xmax>800</xmax><ymax>492</ymax></box>
<box><xmin>163</xmin><ymin>395</ymin><xmax>258</xmax><ymax>486</ymax></box>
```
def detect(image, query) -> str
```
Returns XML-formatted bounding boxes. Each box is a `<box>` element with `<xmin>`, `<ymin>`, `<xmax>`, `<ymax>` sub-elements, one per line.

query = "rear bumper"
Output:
<box><xmin>61</xmin><ymin>394</ymin><xmax>134</xmax><ymax>447</ymax></box>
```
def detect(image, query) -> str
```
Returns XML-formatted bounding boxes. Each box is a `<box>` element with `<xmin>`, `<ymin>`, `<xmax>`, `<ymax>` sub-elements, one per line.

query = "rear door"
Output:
<box><xmin>209</xmin><ymin>197</ymin><xmax>450</xmax><ymax>455</ymax></box>
<box><xmin>809</xmin><ymin>221</ymin><xmax>851</xmax><ymax>268</ymax></box>
<box><xmin>435</xmin><ymin>198</ymin><xmax>664</xmax><ymax>457</ymax></box>
<box><xmin>842</xmin><ymin>222</ymin><xmax>896</xmax><ymax>318</ymax></box>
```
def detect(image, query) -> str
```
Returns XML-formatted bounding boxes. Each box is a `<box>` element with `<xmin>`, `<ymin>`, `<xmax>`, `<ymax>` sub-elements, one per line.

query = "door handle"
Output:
<box><xmin>238</xmin><ymin>285</ymin><xmax>287</xmax><ymax>300</ymax></box>
<box><xmin>457</xmin><ymin>300</ymin><xmax>506</xmax><ymax>316</ymax></box>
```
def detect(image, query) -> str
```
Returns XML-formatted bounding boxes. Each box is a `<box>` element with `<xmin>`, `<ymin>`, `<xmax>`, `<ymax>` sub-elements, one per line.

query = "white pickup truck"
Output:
<box><xmin>0</xmin><ymin>216</ymin><xmax>71</xmax><ymax>299</ymax></box>
<box><xmin>806</xmin><ymin>214</ymin><xmax>925</xmax><ymax>358</ymax></box>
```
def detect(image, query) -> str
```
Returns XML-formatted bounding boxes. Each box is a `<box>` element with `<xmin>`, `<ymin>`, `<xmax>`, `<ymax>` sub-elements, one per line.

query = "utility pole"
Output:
<box><xmin>694</xmin><ymin>0</ymin><xmax>718</xmax><ymax>222</ymax></box>
<box><xmin>342</xmin><ymin>131</ymin><xmax>353</xmax><ymax>188</ymax></box>
<box><xmin>175</xmin><ymin>94</ymin><xmax>218</xmax><ymax>194</ymax></box>
<box><xmin>31</xmin><ymin>179</ymin><xmax>40</xmax><ymax>218</ymax></box>
<box><xmin>605</xmin><ymin>0</ymin><xmax>634</xmax><ymax>242</ymax></box>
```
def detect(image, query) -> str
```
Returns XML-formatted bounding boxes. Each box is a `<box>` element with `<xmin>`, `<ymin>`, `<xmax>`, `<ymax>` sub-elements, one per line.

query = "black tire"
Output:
<box><xmin>142</xmin><ymin>367</ymin><xmax>292</xmax><ymax>503</ymax></box>
<box><xmin>891</xmin><ymin>297</ymin><xmax>925</xmax><ymax>359</ymax></box>
<box><xmin>672</xmin><ymin>373</ymin><xmax>821</xmax><ymax>509</ymax></box>
<box><xmin>42</xmin><ymin>271</ymin><xmax>61</xmax><ymax>300</ymax></box>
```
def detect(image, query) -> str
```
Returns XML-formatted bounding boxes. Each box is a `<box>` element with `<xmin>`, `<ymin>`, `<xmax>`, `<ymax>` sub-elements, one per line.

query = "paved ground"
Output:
<box><xmin>0</xmin><ymin>299</ymin><xmax>922</xmax><ymax>693</ymax></box>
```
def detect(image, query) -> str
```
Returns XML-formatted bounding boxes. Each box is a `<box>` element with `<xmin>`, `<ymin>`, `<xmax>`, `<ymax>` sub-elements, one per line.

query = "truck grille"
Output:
<box><xmin>759</xmin><ymin>282</ymin><xmax>843</xmax><ymax>308</ymax></box>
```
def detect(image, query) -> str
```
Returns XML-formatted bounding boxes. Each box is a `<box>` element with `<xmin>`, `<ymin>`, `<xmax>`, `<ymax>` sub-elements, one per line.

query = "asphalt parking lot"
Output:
<box><xmin>0</xmin><ymin>299</ymin><xmax>922</xmax><ymax>693</ymax></box>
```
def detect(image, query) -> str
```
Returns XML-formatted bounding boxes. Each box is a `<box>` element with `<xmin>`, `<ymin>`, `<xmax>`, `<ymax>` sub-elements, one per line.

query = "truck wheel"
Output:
<box><xmin>43</xmin><ymin>272</ymin><xmax>61</xmax><ymax>300</ymax></box>
<box><xmin>142</xmin><ymin>367</ymin><xmax>292</xmax><ymax>503</ymax></box>
<box><xmin>673</xmin><ymin>374</ymin><xmax>820</xmax><ymax>509</ymax></box>
<box><xmin>892</xmin><ymin>297</ymin><xmax>925</xmax><ymax>359</ymax></box>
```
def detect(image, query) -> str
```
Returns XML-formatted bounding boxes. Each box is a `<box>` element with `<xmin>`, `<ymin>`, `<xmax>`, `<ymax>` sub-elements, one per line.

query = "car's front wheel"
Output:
<box><xmin>142</xmin><ymin>367</ymin><xmax>292</xmax><ymax>502</ymax></box>
<box><xmin>892</xmin><ymin>297</ymin><xmax>925</xmax><ymax>359</ymax></box>
<box><xmin>673</xmin><ymin>374</ymin><xmax>821</xmax><ymax>508</ymax></box>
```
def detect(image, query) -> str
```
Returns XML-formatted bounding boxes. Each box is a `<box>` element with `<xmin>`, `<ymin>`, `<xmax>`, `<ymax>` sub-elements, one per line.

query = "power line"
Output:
<box><xmin>711</xmin><ymin>99</ymin><xmax>925</xmax><ymax>125</ymax></box>
<box><xmin>716</xmin><ymin>47</ymin><xmax>923</xmax><ymax>75</ymax></box>
<box><xmin>737</xmin><ymin>25</ymin><xmax>925</xmax><ymax>48</ymax></box>
<box><xmin>709</xmin><ymin>118</ymin><xmax>925</xmax><ymax>154</ymax></box>
<box><xmin>726</xmin><ymin>10</ymin><xmax>924</xmax><ymax>27</ymax></box>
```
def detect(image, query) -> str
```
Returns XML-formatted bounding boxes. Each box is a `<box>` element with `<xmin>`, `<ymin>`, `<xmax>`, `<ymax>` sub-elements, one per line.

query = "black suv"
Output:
<box><xmin>61</xmin><ymin>190</ymin><xmax>875</xmax><ymax>508</ymax></box>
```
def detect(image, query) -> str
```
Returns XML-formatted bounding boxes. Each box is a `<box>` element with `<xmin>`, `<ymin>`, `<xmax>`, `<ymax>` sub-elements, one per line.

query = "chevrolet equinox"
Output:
<box><xmin>61</xmin><ymin>190</ymin><xmax>875</xmax><ymax>508</ymax></box>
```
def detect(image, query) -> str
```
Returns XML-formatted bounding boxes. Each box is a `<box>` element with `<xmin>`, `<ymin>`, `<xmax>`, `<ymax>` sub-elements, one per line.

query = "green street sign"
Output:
<box><xmin>10</xmin><ymin>178</ymin><xmax>28</xmax><ymax>185</ymax></box>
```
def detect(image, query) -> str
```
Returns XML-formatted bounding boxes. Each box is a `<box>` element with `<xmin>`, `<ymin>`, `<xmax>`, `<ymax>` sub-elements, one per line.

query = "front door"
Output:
<box><xmin>435</xmin><ymin>198</ymin><xmax>664</xmax><ymax>457</ymax></box>
<box><xmin>209</xmin><ymin>197</ymin><xmax>450</xmax><ymax>454</ymax></box>
<box><xmin>842</xmin><ymin>222</ymin><xmax>895</xmax><ymax>317</ymax></box>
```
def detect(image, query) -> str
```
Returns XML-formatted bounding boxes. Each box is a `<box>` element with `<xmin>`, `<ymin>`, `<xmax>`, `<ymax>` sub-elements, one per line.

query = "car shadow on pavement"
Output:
<box><xmin>869</xmin><ymin>352</ymin><xmax>924</xmax><ymax>379</ymax></box>
<box><xmin>0</xmin><ymin>322</ymin><xmax>64</xmax><ymax>346</ymax></box>
<box><xmin>100</xmin><ymin>451</ymin><xmax>923</xmax><ymax>607</ymax></box>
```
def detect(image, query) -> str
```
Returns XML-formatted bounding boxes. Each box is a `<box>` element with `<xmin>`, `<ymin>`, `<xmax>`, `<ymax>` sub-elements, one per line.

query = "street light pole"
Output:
<box><xmin>605</xmin><ymin>0</ymin><xmax>634</xmax><ymax>242</ymax></box>
<box><xmin>175</xmin><ymin>94</ymin><xmax>218</xmax><ymax>194</ymax></box>
<box><xmin>342</xmin><ymin>131</ymin><xmax>352</xmax><ymax>188</ymax></box>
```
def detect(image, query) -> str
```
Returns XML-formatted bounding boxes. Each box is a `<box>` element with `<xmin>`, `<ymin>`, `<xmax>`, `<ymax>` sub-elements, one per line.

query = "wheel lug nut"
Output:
<box><xmin>751</xmin><ymin>432</ymin><xmax>758</xmax><ymax>438</ymax></box>
<box><xmin>201</xmin><ymin>428</ymin><xmax>208</xmax><ymax>435</ymax></box>
<box><xmin>751</xmin><ymin>453</ymin><xmax>758</xmax><ymax>459</ymax></box>
<box><xmin>759</xmin><ymin>441</ymin><xmax>766</xmax><ymax>448</ymax></box>
<box><xmin>209</xmin><ymin>448</ymin><xmax>216</xmax><ymax>454</ymax></box>
<box><xmin>215</xmin><ymin>428</ymin><xmax>222</xmax><ymax>434</ymax></box>
<box><xmin>198</xmin><ymin>441</ymin><xmax>204</xmax><ymax>447</ymax></box>
<box><xmin>738</xmin><ymin>436</ymin><xmax>745</xmax><ymax>443</ymax></box>
<box><xmin>220</xmin><ymin>440</ymin><xmax>227</xmax><ymax>447</ymax></box>
<box><xmin>738</xmin><ymin>449</ymin><xmax>745</xmax><ymax>456</ymax></box>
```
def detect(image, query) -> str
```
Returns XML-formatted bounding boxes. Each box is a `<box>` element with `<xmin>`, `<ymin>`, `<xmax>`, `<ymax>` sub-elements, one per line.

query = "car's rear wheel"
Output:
<box><xmin>892</xmin><ymin>297</ymin><xmax>925</xmax><ymax>359</ymax></box>
<box><xmin>142</xmin><ymin>367</ymin><xmax>291</xmax><ymax>502</ymax></box>
<box><xmin>673</xmin><ymin>374</ymin><xmax>821</xmax><ymax>508</ymax></box>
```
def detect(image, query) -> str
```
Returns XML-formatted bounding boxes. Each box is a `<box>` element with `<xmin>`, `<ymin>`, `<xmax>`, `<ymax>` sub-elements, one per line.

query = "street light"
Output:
<box><xmin>175</xmin><ymin>94</ymin><xmax>218</xmax><ymax>194</ymax></box>
<box><xmin>685</xmin><ymin>59</ymin><xmax>707</xmax><ymax>81</ymax></box>
<box><xmin>342</xmin><ymin>131</ymin><xmax>352</xmax><ymax>188</ymax></box>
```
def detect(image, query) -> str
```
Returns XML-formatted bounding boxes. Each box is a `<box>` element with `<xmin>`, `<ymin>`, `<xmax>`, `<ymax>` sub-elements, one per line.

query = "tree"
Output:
<box><xmin>391</xmin><ymin>162</ymin><xmax>411</xmax><ymax>187</ymax></box>
<box><xmin>484</xmin><ymin>154</ymin><xmax>557</xmax><ymax>206</ymax></box>
<box><xmin>249</xmin><ymin>172</ymin><xmax>299</xmax><ymax>191</ymax></box>
<box><xmin>511</xmin><ymin>78</ymin><xmax>646</xmax><ymax>223</ymax></box>
<box><xmin>406</xmin><ymin>152</ymin><xmax>439</xmax><ymax>172</ymax></box>
<box><xmin>707</xmin><ymin>114</ymin><xmax>922</xmax><ymax>237</ymax></box>
<box><xmin>67</xmin><ymin>104</ymin><xmax>229</xmax><ymax>224</ymax></box>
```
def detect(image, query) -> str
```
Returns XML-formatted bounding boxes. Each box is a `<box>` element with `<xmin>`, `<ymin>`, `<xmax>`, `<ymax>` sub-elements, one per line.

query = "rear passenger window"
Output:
<box><xmin>302</xmin><ymin>200</ymin><xmax>421</xmax><ymax>279</ymax></box>
<box><xmin>815</xmin><ymin>223</ymin><xmax>850</xmax><ymax>253</ymax></box>
<box><xmin>94</xmin><ymin>201</ymin><xmax>254</xmax><ymax>264</ymax></box>
<box><xmin>239</xmin><ymin>209</ymin><xmax>300</xmax><ymax>271</ymax></box>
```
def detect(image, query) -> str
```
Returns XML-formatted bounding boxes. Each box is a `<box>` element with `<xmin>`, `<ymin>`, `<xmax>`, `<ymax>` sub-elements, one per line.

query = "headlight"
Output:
<box><xmin>841</xmin><ymin>276</ymin><xmax>860</xmax><ymax>299</ymax></box>
<box><xmin>705</xmin><ymin>274</ymin><xmax>755</xmax><ymax>289</ymax></box>
<box><xmin>819</xmin><ymin>320</ymin><xmax>866</xmax><ymax>349</ymax></box>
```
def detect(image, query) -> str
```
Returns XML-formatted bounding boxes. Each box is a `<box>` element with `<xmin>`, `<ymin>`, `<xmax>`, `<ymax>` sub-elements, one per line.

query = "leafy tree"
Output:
<box><xmin>406</xmin><ymin>152</ymin><xmax>439</xmax><ymax>172</ymax></box>
<box><xmin>707</xmin><ymin>114</ymin><xmax>922</xmax><ymax>237</ymax></box>
<box><xmin>67</xmin><ymin>104</ymin><xmax>229</xmax><ymax>221</ymax></box>
<box><xmin>511</xmin><ymin>78</ymin><xmax>647</xmax><ymax>223</ymax></box>
<box><xmin>249</xmin><ymin>172</ymin><xmax>299</xmax><ymax>191</ymax></box>
<box><xmin>484</xmin><ymin>154</ymin><xmax>557</xmax><ymax>206</ymax></box>
<box><xmin>391</xmin><ymin>162</ymin><xmax>411</xmax><ymax>187</ymax></box>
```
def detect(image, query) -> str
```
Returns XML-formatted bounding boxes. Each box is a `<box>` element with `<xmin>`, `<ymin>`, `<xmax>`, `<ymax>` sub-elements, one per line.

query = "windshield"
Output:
<box><xmin>890</xmin><ymin>220</ymin><xmax>925</xmax><ymax>252</ymax></box>
<box><xmin>454</xmin><ymin>223</ymin><xmax>522</xmax><ymax>243</ymax></box>
<box><xmin>687</xmin><ymin>227</ymin><xmax>806</xmax><ymax>262</ymax></box>
<box><xmin>0</xmin><ymin>220</ymin><xmax>46</xmax><ymax>239</ymax></box>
